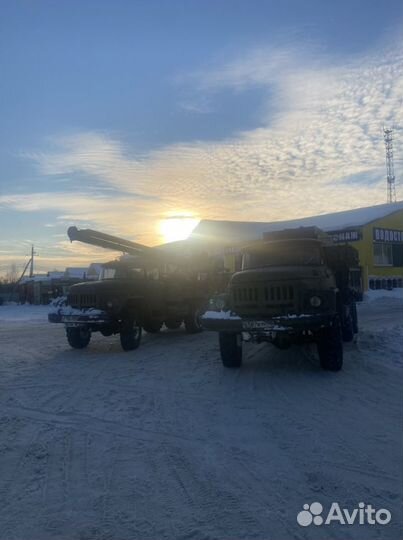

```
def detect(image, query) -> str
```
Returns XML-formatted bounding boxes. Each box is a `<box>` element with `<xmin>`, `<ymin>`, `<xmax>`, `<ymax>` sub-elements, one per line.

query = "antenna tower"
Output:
<box><xmin>383</xmin><ymin>127</ymin><xmax>396</xmax><ymax>203</ymax></box>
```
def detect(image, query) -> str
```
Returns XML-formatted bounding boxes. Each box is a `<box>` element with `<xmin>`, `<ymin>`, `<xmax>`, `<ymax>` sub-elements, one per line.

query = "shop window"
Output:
<box><xmin>398</xmin><ymin>278</ymin><xmax>403</xmax><ymax>288</ymax></box>
<box><xmin>392</xmin><ymin>244</ymin><xmax>403</xmax><ymax>267</ymax></box>
<box><xmin>369</xmin><ymin>279</ymin><xmax>375</xmax><ymax>290</ymax></box>
<box><xmin>373</xmin><ymin>243</ymin><xmax>393</xmax><ymax>266</ymax></box>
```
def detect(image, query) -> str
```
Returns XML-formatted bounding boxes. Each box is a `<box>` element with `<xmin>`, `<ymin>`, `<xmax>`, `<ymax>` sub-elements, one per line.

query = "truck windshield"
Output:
<box><xmin>100</xmin><ymin>268</ymin><xmax>117</xmax><ymax>280</ymax></box>
<box><xmin>243</xmin><ymin>242</ymin><xmax>322</xmax><ymax>269</ymax></box>
<box><xmin>99</xmin><ymin>267</ymin><xmax>144</xmax><ymax>280</ymax></box>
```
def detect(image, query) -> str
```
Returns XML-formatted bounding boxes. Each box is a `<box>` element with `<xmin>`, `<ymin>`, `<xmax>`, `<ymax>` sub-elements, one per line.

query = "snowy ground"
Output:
<box><xmin>0</xmin><ymin>297</ymin><xmax>402</xmax><ymax>540</ymax></box>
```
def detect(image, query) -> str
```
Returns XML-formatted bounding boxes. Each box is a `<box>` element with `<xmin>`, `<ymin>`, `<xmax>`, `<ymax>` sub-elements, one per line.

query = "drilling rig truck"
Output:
<box><xmin>49</xmin><ymin>227</ymin><xmax>228</xmax><ymax>351</ymax></box>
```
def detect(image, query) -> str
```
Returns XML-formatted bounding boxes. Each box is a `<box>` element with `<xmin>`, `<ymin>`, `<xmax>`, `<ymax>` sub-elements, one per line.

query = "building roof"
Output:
<box><xmin>64</xmin><ymin>267</ymin><xmax>88</xmax><ymax>279</ymax></box>
<box><xmin>47</xmin><ymin>271</ymin><xmax>65</xmax><ymax>279</ymax></box>
<box><xmin>191</xmin><ymin>201</ymin><xmax>403</xmax><ymax>245</ymax></box>
<box><xmin>19</xmin><ymin>274</ymin><xmax>51</xmax><ymax>284</ymax></box>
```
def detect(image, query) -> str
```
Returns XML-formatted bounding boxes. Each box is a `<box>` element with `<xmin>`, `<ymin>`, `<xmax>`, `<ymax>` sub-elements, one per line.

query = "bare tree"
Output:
<box><xmin>5</xmin><ymin>263</ymin><xmax>18</xmax><ymax>284</ymax></box>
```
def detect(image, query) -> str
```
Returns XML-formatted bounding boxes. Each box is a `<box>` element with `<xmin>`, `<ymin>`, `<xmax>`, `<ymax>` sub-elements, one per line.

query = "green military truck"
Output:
<box><xmin>202</xmin><ymin>227</ymin><xmax>361</xmax><ymax>371</ymax></box>
<box><xmin>49</xmin><ymin>227</ymin><xmax>227</xmax><ymax>351</ymax></box>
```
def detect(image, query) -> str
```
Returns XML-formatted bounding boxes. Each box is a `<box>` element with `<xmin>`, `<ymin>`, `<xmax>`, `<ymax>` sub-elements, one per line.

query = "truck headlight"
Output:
<box><xmin>310</xmin><ymin>296</ymin><xmax>322</xmax><ymax>307</ymax></box>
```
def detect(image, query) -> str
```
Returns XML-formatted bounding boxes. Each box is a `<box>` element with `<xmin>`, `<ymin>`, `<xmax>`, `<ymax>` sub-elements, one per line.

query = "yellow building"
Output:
<box><xmin>326</xmin><ymin>204</ymin><xmax>403</xmax><ymax>290</ymax></box>
<box><xmin>191</xmin><ymin>201</ymin><xmax>403</xmax><ymax>291</ymax></box>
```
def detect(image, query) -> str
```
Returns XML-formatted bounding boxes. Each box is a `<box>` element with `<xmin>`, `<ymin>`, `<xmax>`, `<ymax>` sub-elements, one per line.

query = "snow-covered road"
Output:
<box><xmin>0</xmin><ymin>298</ymin><xmax>402</xmax><ymax>540</ymax></box>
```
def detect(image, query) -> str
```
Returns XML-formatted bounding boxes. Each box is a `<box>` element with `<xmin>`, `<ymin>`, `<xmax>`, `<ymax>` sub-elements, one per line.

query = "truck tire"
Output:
<box><xmin>165</xmin><ymin>319</ymin><xmax>182</xmax><ymax>330</ymax></box>
<box><xmin>317</xmin><ymin>317</ymin><xmax>343</xmax><ymax>371</ymax></box>
<box><xmin>120</xmin><ymin>320</ymin><xmax>142</xmax><ymax>351</ymax></box>
<box><xmin>66</xmin><ymin>327</ymin><xmax>91</xmax><ymax>349</ymax></box>
<box><xmin>219</xmin><ymin>332</ymin><xmax>242</xmax><ymax>368</ymax></box>
<box><xmin>184</xmin><ymin>309</ymin><xmax>203</xmax><ymax>334</ymax></box>
<box><xmin>142</xmin><ymin>321</ymin><xmax>162</xmax><ymax>333</ymax></box>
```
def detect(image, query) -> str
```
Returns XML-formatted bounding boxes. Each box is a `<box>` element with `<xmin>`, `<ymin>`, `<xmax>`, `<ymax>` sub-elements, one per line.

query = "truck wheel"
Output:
<box><xmin>120</xmin><ymin>320</ymin><xmax>142</xmax><ymax>351</ymax></box>
<box><xmin>184</xmin><ymin>309</ymin><xmax>203</xmax><ymax>334</ymax></box>
<box><xmin>317</xmin><ymin>318</ymin><xmax>343</xmax><ymax>371</ymax></box>
<box><xmin>142</xmin><ymin>321</ymin><xmax>162</xmax><ymax>333</ymax></box>
<box><xmin>219</xmin><ymin>332</ymin><xmax>242</xmax><ymax>368</ymax></box>
<box><xmin>66</xmin><ymin>327</ymin><xmax>91</xmax><ymax>349</ymax></box>
<box><xmin>165</xmin><ymin>319</ymin><xmax>182</xmax><ymax>330</ymax></box>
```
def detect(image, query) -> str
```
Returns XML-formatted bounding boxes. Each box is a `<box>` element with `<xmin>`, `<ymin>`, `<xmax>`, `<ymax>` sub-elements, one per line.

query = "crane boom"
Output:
<box><xmin>67</xmin><ymin>227</ymin><xmax>157</xmax><ymax>256</ymax></box>
<box><xmin>67</xmin><ymin>226</ymin><xmax>188</xmax><ymax>266</ymax></box>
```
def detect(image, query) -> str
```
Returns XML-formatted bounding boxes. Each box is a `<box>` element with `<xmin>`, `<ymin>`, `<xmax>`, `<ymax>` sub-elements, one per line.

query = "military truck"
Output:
<box><xmin>49</xmin><ymin>227</ymin><xmax>227</xmax><ymax>351</ymax></box>
<box><xmin>202</xmin><ymin>227</ymin><xmax>360</xmax><ymax>371</ymax></box>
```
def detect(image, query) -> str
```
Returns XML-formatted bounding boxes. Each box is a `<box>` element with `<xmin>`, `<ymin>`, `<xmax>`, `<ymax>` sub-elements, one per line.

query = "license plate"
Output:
<box><xmin>243</xmin><ymin>320</ymin><xmax>271</xmax><ymax>331</ymax></box>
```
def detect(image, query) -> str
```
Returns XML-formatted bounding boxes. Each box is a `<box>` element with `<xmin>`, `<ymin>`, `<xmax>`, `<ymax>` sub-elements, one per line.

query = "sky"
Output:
<box><xmin>0</xmin><ymin>0</ymin><xmax>403</xmax><ymax>275</ymax></box>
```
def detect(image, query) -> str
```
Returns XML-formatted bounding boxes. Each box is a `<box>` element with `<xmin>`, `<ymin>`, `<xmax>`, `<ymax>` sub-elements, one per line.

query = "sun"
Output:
<box><xmin>159</xmin><ymin>216</ymin><xmax>200</xmax><ymax>243</ymax></box>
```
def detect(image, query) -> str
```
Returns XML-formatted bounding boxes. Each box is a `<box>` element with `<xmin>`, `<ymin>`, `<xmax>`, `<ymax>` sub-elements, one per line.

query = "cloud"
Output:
<box><xmin>3</xmin><ymin>34</ymin><xmax>403</xmax><ymax>271</ymax></box>
<box><xmin>0</xmin><ymin>191</ymin><xmax>163</xmax><ymax>243</ymax></box>
<box><xmin>31</xmin><ymin>41</ymin><xmax>403</xmax><ymax>215</ymax></box>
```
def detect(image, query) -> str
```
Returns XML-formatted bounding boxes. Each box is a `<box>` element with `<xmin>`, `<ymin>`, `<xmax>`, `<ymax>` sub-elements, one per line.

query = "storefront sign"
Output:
<box><xmin>373</xmin><ymin>228</ymin><xmax>403</xmax><ymax>243</ymax></box>
<box><xmin>330</xmin><ymin>230</ymin><xmax>361</xmax><ymax>243</ymax></box>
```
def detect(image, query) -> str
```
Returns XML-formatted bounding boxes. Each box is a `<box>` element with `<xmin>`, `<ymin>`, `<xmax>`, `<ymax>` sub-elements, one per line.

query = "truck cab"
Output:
<box><xmin>202</xmin><ymin>227</ymin><xmax>360</xmax><ymax>371</ymax></box>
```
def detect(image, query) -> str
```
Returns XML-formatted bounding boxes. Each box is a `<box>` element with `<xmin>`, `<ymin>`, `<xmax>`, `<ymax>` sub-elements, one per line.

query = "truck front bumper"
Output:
<box><xmin>48</xmin><ymin>308</ymin><xmax>112</xmax><ymax>326</ymax></box>
<box><xmin>202</xmin><ymin>310</ymin><xmax>334</xmax><ymax>335</ymax></box>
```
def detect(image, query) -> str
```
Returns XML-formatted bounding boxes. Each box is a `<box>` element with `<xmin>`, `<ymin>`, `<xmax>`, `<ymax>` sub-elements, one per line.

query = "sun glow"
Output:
<box><xmin>159</xmin><ymin>216</ymin><xmax>200</xmax><ymax>243</ymax></box>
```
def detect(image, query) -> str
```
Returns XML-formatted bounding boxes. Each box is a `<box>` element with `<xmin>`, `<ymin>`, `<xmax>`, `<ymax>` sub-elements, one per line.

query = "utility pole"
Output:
<box><xmin>383</xmin><ymin>127</ymin><xmax>397</xmax><ymax>204</ymax></box>
<box><xmin>29</xmin><ymin>245</ymin><xmax>35</xmax><ymax>277</ymax></box>
<box><xmin>9</xmin><ymin>246</ymin><xmax>36</xmax><ymax>303</ymax></box>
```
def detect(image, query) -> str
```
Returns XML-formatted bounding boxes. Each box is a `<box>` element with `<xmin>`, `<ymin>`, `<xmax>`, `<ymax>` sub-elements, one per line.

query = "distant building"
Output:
<box><xmin>189</xmin><ymin>201</ymin><xmax>403</xmax><ymax>291</ymax></box>
<box><xmin>19</xmin><ymin>274</ymin><xmax>53</xmax><ymax>305</ymax></box>
<box><xmin>47</xmin><ymin>271</ymin><xmax>65</xmax><ymax>280</ymax></box>
<box><xmin>18</xmin><ymin>264</ymin><xmax>103</xmax><ymax>304</ymax></box>
<box><xmin>64</xmin><ymin>267</ymin><xmax>88</xmax><ymax>280</ymax></box>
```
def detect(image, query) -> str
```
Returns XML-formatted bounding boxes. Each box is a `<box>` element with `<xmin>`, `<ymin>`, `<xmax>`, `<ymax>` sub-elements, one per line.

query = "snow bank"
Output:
<box><xmin>364</xmin><ymin>288</ymin><xmax>403</xmax><ymax>303</ymax></box>
<box><xmin>0</xmin><ymin>297</ymin><xmax>104</xmax><ymax>325</ymax></box>
<box><xmin>0</xmin><ymin>304</ymin><xmax>50</xmax><ymax>323</ymax></box>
